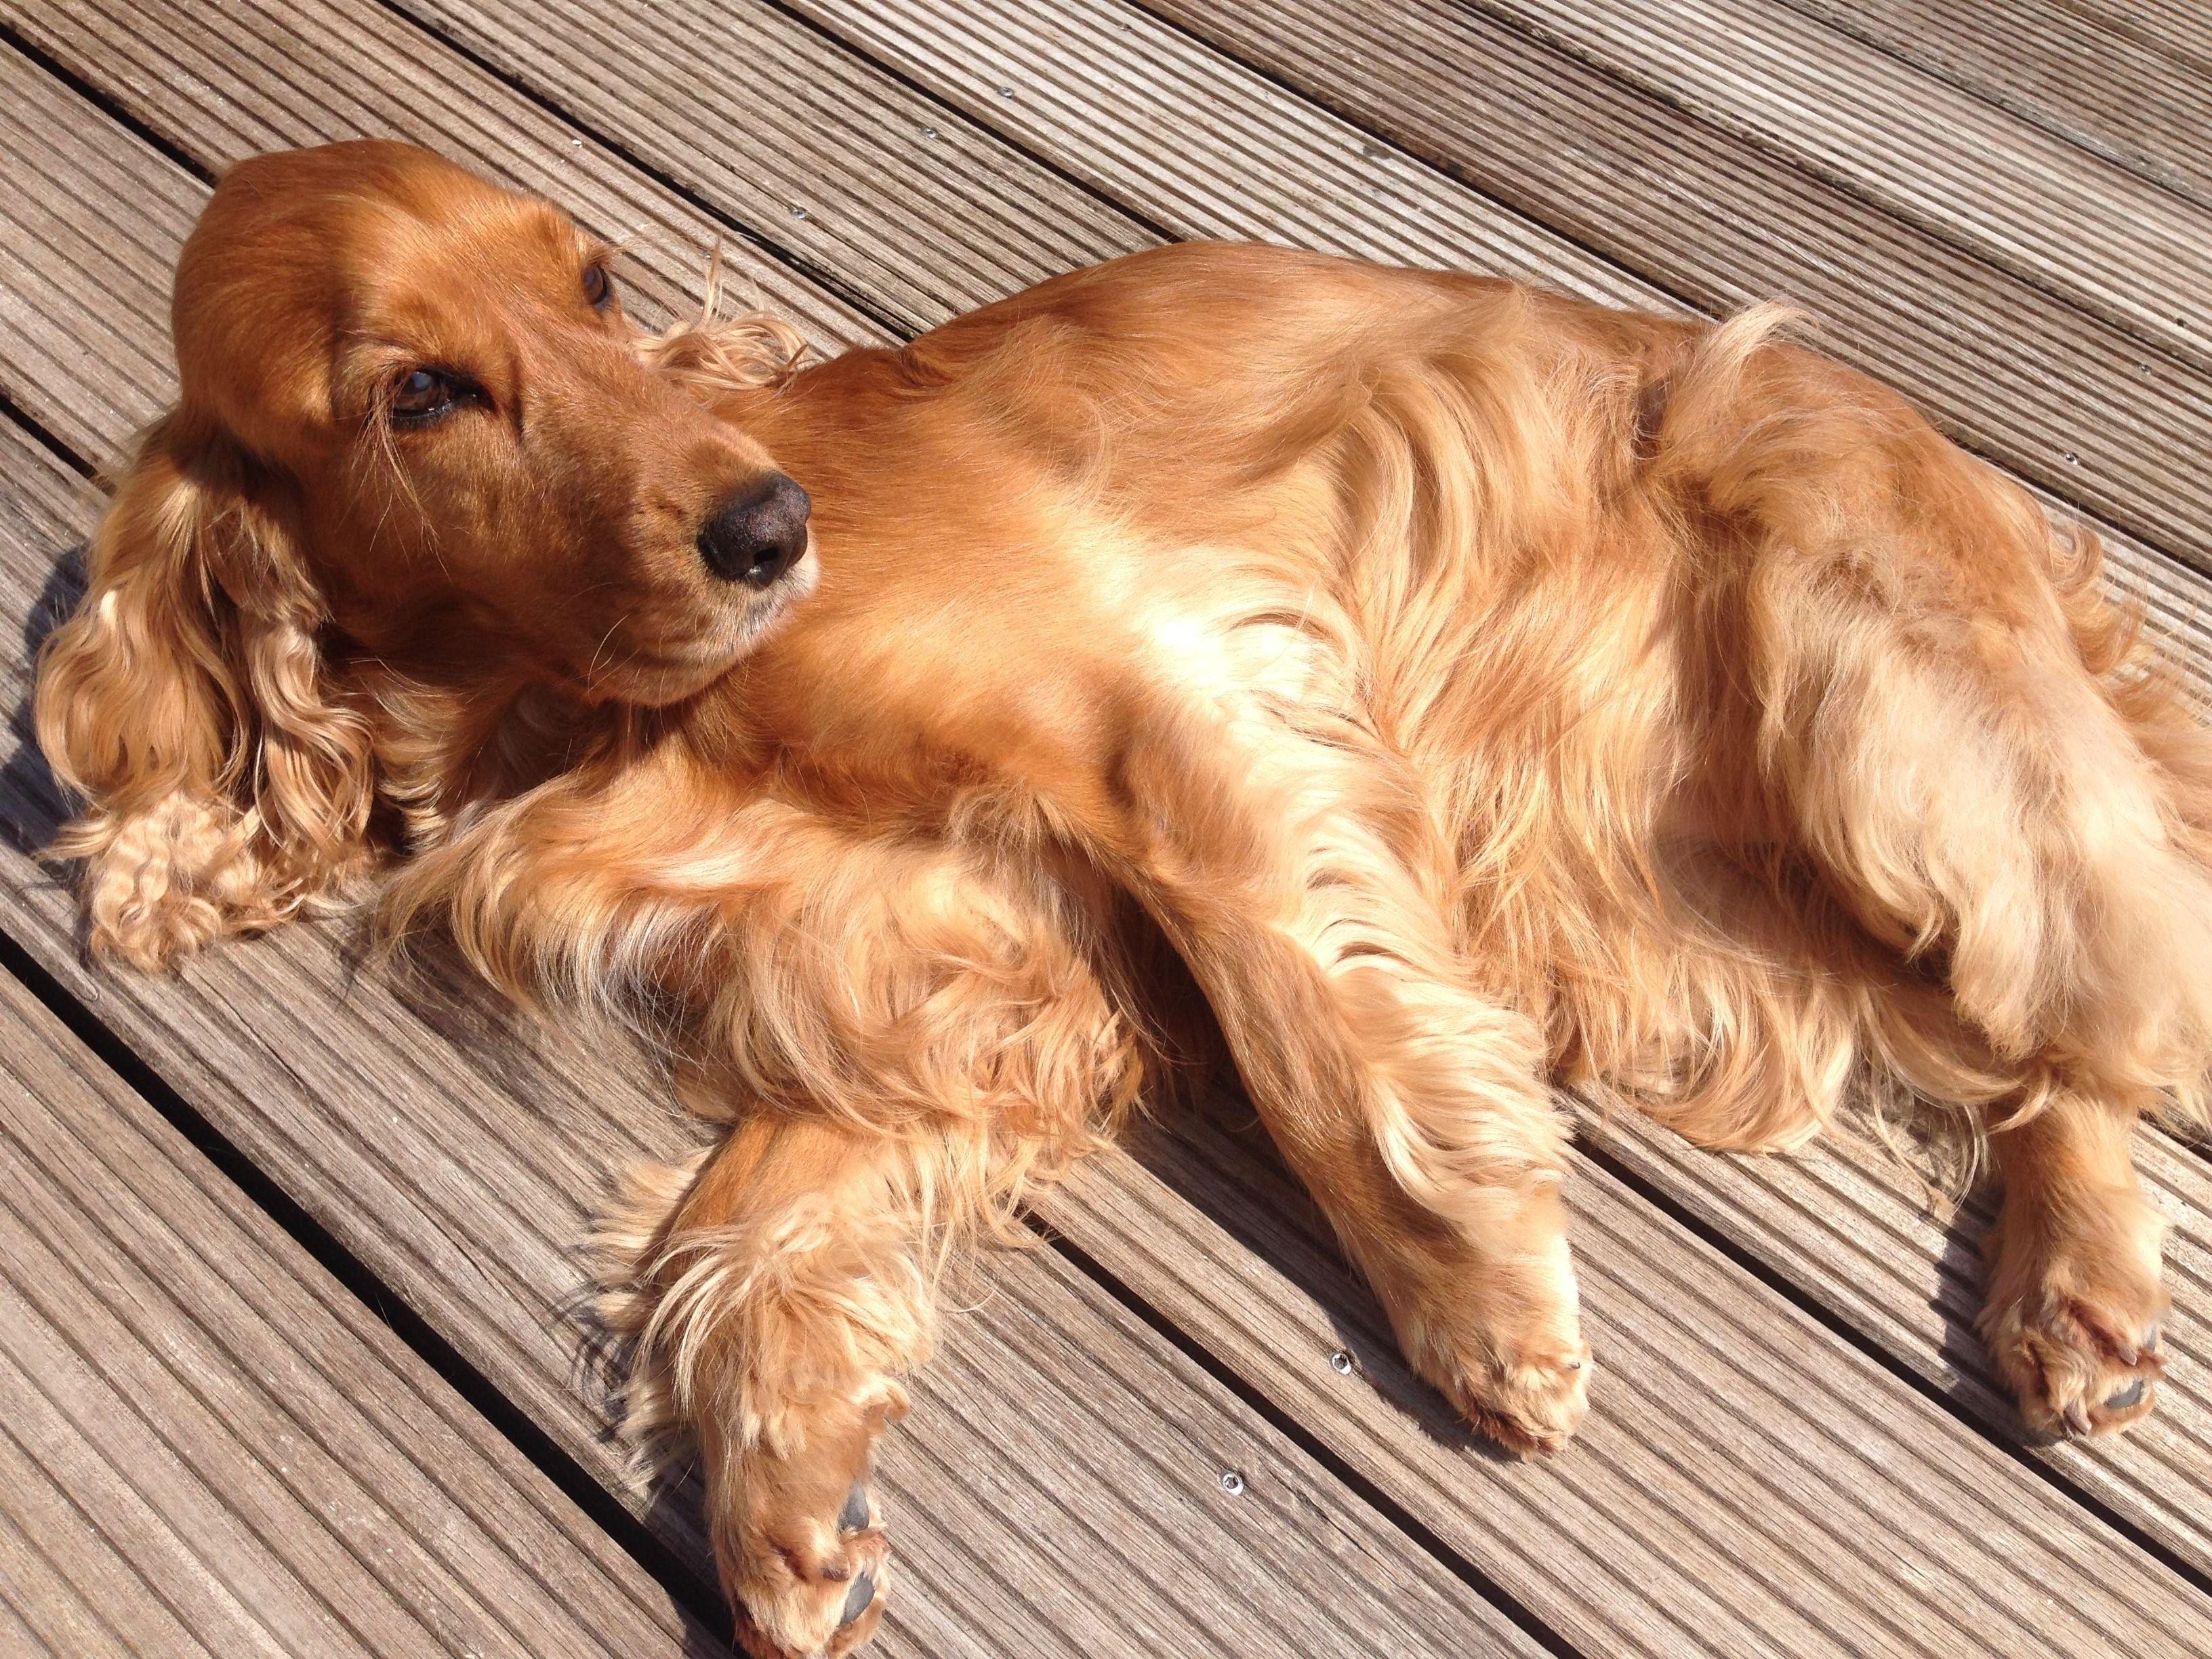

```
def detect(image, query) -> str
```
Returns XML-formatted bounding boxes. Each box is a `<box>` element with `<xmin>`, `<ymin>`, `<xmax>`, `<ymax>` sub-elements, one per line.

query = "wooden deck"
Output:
<box><xmin>1</xmin><ymin>1</ymin><xmax>2209</xmax><ymax>1652</ymax></box>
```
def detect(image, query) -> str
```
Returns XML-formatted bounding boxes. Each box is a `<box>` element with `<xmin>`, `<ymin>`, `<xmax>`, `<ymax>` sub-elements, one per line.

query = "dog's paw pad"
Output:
<box><xmin>731</xmin><ymin>1477</ymin><xmax>889</xmax><ymax>1658</ymax></box>
<box><xmin>838</xmin><ymin>1479</ymin><xmax>872</xmax><ymax>1536</ymax></box>
<box><xmin>1982</xmin><ymin>1185</ymin><xmax>2169</xmax><ymax>1443</ymax></box>
<box><xmin>1492</xmin><ymin>1345</ymin><xmax>1594</xmax><ymax>1455</ymax></box>
<box><xmin>1429</xmin><ymin>1336</ymin><xmax>1593</xmax><ymax>1456</ymax></box>
<box><xmin>1987</xmin><ymin>1291</ymin><xmax>2167</xmax><ymax>1439</ymax></box>
<box><xmin>840</xmin><ymin>1568</ymin><xmax>878</xmax><ymax>1628</ymax></box>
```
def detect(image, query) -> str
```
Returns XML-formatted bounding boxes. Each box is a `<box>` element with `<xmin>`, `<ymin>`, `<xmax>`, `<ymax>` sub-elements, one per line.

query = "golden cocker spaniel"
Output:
<box><xmin>37</xmin><ymin>142</ymin><xmax>2212</xmax><ymax>1658</ymax></box>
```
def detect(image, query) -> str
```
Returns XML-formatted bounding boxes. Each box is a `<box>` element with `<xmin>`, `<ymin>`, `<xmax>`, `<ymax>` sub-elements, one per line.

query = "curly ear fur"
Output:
<box><xmin>34</xmin><ymin>414</ymin><xmax>376</xmax><ymax>968</ymax></box>
<box><xmin>631</xmin><ymin>247</ymin><xmax>809</xmax><ymax>399</ymax></box>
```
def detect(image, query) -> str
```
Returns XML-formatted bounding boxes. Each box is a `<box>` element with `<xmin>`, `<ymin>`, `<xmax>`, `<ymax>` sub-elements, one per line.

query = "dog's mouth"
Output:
<box><xmin>731</xmin><ymin>540</ymin><xmax>818</xmax><ymax>640</ymax></box>
<box><xmin>575</xmin><ymin>547</ymin><xmax>819</xmax><ymax>705</ymax></box>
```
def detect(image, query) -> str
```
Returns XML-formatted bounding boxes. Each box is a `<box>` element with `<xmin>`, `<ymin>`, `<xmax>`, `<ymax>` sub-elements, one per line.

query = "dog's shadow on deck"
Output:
<box><xmin>1093</xmin><ymin>1090</ymin><xmax>1522</xmax><ymax>1467</ymax></box>
<box><xmin>639</xmin><ymin>1480</ymin><xmax>757</xmax><ymax>1659</ymax></box>
<box><xmin>2</xmin><ymin>546</ymin><xmax>88</xmax><ymax>878</ymax></box>
<box><xmin>1935</xmin><ymin>1202</ymin><xmax>1998</xmax><ymax>1404</ymax></box>
<box><xmin>1930</xmin><ymin>1195</ymin><xmax>2071</xmax><ymax>1452</ymax></box>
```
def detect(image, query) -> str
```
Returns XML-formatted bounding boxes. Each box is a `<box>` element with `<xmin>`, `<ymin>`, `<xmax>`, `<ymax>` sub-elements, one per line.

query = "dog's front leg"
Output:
<box><xmin>1981</xmin><ymin>1090</ymin><xmax>2168</xmax><ymax>1437</ymax></box>
<box><xmin>1108</xmin><ymin>722</ymin><xmax>1591</xmax><ymax>1451</ymax></box>
<box><xmin>411</xmin><ymin>771</ymin><xmax>1145</xmax><ymax>1652</ymax></box>
<box><xmin>606</xmin><ymin>1107</ymin><xmax>991</xmax><ymax>1659</ymax></box>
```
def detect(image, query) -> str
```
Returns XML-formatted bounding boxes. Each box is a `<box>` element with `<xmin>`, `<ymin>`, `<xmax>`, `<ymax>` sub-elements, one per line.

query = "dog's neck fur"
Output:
<box><xmin>351</xmin><ymin>655</ymin><xmax>630</xmax><ymax>851</ymax></box>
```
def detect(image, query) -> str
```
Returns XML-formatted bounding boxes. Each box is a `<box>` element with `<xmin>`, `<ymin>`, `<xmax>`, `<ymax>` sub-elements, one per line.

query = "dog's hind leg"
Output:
<box><xmin>602</xmin><ymin>1108</ymin><xmax>998</xmax><ymax>1659</ymax></box>
<box><xmin>1687</xmin><ymin>336</ymin><xmax>2212</xmax><ymax>1434</ymax></box>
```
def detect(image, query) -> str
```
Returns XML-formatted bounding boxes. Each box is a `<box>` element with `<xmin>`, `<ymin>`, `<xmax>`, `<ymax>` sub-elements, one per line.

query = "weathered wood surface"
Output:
<box><xmin>1048</xmin><ymin>1114</ymin><xmax>2212</xmax><ymax>1657</ymax></box>
<box><xmin>0</xmin><ymin>0</ymin><xmax>874</xmax><ymax>363</ymax></box>
<box><xmin>0</xmin><ymin>51</ymin><xmax>1541</xmax><ymax>1657</ymax></box>
<box><xmin>0</xmin><ymin>966</ymin><xmax>726</xmax><ymax>1659</ymax></box>
<box><xmin>1574</xmin><ymin>1094</ymin><xmax>2212</xmax><ymax>1573</ymax></box>
<box><xmin>1471</xmin><ymin>0</ymin><xmax>2212</xmax><ymax>369</ymax></box>
<box><xmin>2</xmin><ymin>0</ymin><xmax>2211</xmax><ymax>1654</ymax></box>
<box><xmin>1782</xmin><ymin>0</ymin><xmax>2212</xmax><ymax>207</ymax></box>
<box><xmin>401</xmin><ymin>0</ymin><xmax>1145</xmax><ymax>330</ymax></box>
<box><xmin>2073</xmin><ymin>0</ymin><xmax>2212</xmax><ymax>73</ymax></box>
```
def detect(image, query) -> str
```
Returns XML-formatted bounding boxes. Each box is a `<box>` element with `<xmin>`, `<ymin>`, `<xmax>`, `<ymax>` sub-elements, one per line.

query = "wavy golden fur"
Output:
<box><xmin>37</xmin><ymin>142</ymin><xmax>2212</xmax><ymax>1658</ymax></box>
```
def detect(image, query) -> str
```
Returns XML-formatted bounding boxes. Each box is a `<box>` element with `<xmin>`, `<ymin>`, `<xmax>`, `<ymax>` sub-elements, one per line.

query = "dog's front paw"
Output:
<box><xmin>729</xmin><ymin>1473</ymin><xmax>888</xmax><ymax>1659</ymax></box>
<box><xmin>710</xmin><ymin>1395</ymin><xmax>900</xmax><ymax>1659</ymax></box>
<box><xmin>1982</xmin><ymin>1186</ymin><xmax>2167</xmax><ymax>1439</ymax></box>
<box><xmin>1421</xmin><ymin>1313</ymin><xmax>1592</xmax><ymax>1456</ymax></box>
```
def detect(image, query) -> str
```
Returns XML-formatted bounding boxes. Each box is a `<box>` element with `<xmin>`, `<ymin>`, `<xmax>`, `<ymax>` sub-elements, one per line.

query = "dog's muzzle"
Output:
<box><xmin>699</xmin><ymin>472</ymin><xmax>811</xmax><ymax>587</ymax></box>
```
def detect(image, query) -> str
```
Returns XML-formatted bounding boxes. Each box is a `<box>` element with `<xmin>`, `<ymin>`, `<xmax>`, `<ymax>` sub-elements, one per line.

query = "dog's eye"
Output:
<box><xmin>583</xmin><ymin>263</ymin><xmax>614</xmax><ymax>310</ymax></box>
<box><xmin>390</xmin><ymin>369</ymin><xmax>456</xmax><ymax>422</ymax></box>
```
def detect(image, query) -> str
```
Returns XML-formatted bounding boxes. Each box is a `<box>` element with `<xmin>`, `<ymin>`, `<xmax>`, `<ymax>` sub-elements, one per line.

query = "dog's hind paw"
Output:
<box><xmin>1382</xmin><ymin>1181</ymin><xmax>1593</xmax><ymax>1454</ymax></box>
<box><xmin>1398</xmin><ymin>1258</ymin><xmax>1593</xmax><ymax>1455</ymax></box>
<box><xmin>1986</xmin><ymin>1291</ymin><xmax>2166</xmax><ymax>1439</ymax></box>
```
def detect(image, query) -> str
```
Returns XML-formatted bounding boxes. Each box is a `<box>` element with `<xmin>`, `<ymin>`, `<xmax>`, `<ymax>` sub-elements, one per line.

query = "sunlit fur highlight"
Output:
<box><xmin>37</xmin><ymin>143</ymin><xmax>2212</xmax><ymax>1654</ymax></box>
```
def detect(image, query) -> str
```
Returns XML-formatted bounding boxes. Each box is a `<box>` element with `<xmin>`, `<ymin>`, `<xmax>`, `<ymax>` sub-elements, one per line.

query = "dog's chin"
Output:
<box><xmin>594</xmin><ymin>551</ymin><xmax>819</xmax><ymax>708</ymax></box>
<box><xmin>734</xmin><ymin>544</ymin><xmax>819</xmax><ymax>648</ymax></box>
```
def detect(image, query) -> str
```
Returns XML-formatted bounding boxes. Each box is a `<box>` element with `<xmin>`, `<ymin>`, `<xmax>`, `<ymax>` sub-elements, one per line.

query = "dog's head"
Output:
<box><xmin>36</xmin><ymin>140</ymin><xmax>811</xmax><ymax>966</ymax></box>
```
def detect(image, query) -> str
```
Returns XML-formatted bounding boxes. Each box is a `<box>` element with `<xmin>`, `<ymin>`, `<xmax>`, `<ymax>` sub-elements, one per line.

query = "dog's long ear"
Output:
<box><xmin>34</xmin><ymin>414</ymin><xmax>376</xmax><ymax>969</ymax></box>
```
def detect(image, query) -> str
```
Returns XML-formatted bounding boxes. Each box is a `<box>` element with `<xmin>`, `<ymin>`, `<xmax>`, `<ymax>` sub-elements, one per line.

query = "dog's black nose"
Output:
<box><xmin>699</xmin><ymin>473</ymin><xmax>810</xmax><ymax>587</ymax></box>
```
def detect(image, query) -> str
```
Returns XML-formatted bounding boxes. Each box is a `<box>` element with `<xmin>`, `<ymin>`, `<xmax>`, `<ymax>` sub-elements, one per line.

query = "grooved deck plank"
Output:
<box><xmin>1044</xmin><ymin>1110</ymin><xmax>2212</xmax><ymax>1658</ymax></box>
<box><xmin>1778</xmin><ymin>0</ymin><xmax>2212</xmax><ymax>207</ymax></box>
<box><xmin>394</xmin><ymin>0</ymin><xmax>1151</xmax><ymax>330</ymax></box>
<box><xmin>1469</xmin><ymin>0</ymin><xmax>2212</xmax><ymax>369</ymax></box>
<box><xmin>791</xmin><ymin>0</ymin><xmax>1671</xmax><ymax>308</ymax></box>
<box><xmin>1572</xmin><ymin>1096</ymin><xmax>2212</xmax><ymax>1574</ymax></box>
<box><xmin>2</xmin><ymin>0</ymin><xmax>874</xmax><ymax>351</ymax></box>
<box><xmin>2067</xmin><ymin>0</ymin><xmax>2212</xmax><ymax>75</ymax></box>
<box><xmin>0</xmin><ymin>966</ymin><xmax>722</xmax><ymax>1659</ymax></box>
<box><xmin>0</xmin><ymin>54</ymin><xmax>1536</xmax><ymax>1658</ymax></box>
